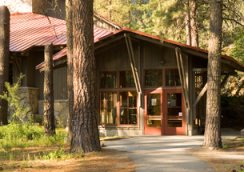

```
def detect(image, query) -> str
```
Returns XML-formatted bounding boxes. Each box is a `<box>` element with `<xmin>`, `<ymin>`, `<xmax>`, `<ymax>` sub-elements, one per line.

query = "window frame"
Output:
<box><xmin>164</xmin><ymin>68</ymin><xmax>181</xmax><ymax>88</ymax></box>
<box><xmin>99</xmin><ymin>70</ymin><xmax>139</xmax><ymax>127</ymax></box>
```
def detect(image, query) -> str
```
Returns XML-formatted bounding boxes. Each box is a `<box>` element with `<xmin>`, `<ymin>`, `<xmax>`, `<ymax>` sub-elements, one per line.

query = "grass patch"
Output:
<box><xmin>0</xmin><ymin>123</ymin><xmax>67</xmax><ymax>151</ymax></box>
<box><xmin>0</xmin><ymin>123</ymin><xmax>70</xmax><ymax>161</ymax></box>
<box><xmin>222</xmin><ymin>137</ymin><xmax>244</xmax><ymax>150</ymax></box>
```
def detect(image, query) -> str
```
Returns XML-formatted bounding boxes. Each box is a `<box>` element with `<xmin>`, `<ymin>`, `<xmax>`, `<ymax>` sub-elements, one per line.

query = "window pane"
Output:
<box><xmin>100</xmin><ymin>92</ymin><xmax>117</xmax><ymax>125</ymax></box>
<box><xmin>144</xmin><ymin>70</ymin><xmax>162</xmax><ymax>87</ymax></box>
<box><xmin>119</xmin><ymin>71</ymin><xmax>135</xmax><ymax>88</ymax></box>
<box><xmin>165</xmin><ymin>69</ymin><xmax>181</xmax><ymax>86</ymax></box>
<box><xmin>147</xmin><ymin>94</ymin><xmax>161</xmax><ymax>116</ymax></box>
<box><xmin>100</xmin><ymin>72</ymin><xmax>117</xmax><ymax>88</ymax></box>
<box><xmin>167</xmin><ymin>93</ymin><xmax>182</xmax><ymax>127</ymax></box>
<box><xmin>147</xmin><ymin>120</ymin><xmax>161</xmax><ymax>127</ymax></box>
<box><xmin>120</xmin><ymin>91</ymin><xmax>137</xmax><ymax>125</ymax></box>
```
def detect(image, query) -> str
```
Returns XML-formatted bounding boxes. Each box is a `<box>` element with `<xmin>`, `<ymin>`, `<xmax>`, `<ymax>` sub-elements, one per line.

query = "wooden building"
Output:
<box><xmin>9</xmin><ymin>12</ymin><xmax>244</xmax><ymax>136</ymax></box>
<box><xmin>38</xmin><ymin>29</ymin><xmax>243</xmax><ymax>136</ymax></box>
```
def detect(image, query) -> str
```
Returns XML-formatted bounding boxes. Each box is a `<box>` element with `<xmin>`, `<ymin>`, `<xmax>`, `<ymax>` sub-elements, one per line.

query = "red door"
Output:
<box><xmin>144</xmin><ymin>89</ymin><xmax>163</xmax><ymax>135</ymax></box>
<box><xmin>163</xmin><ymin>89</ymin><xmax>185</xmax><ymax>135</ymax></box>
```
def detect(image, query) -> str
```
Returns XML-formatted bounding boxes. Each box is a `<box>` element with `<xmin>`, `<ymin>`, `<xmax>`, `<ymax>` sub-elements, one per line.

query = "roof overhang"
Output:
<box><xmin>36</xmin><ymin>28</ymin><xmax>244</xmax><ymax>72</ymax></box>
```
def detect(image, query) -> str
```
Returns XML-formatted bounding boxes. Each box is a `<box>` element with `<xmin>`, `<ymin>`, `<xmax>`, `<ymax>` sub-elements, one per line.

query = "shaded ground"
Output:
<box><xmin>191</xmin><ymin>136</ymin><xmax>244</xmax><ymax>172</ymax></box>
<box><xmin>0</xmin><ymin>149</ymin><xmax>135</xmax><ymax>172</ymax></box>
<box><xmin>104</xmin><ymin>136</ymin><xmax>214</xmax><ymax>172</ymax></box>
<box><xmin>1</xmin><ymin>129</ymin><xmax>242</xmax><ymax>172</ymax></box>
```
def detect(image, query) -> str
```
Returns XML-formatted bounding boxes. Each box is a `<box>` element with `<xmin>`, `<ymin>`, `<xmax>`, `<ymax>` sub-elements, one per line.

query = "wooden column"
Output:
<box><xmin>175</xmin><ymin>48</ymin><xmax>191</xmax><ymax>135</ymax></box>
<box><xmin>124</xmin><ymin>34</ymin><xmax>142</xmax><ymax>94</ymax></box>
<box><xmin>43</xmin><ymin>44</ymin><xmax>55</xmax><ymax>135</ymax></box>
<box><xmin>0</xmin><ymin>6</ymin><xmax>10</xmax><ymax>125</ymax></box>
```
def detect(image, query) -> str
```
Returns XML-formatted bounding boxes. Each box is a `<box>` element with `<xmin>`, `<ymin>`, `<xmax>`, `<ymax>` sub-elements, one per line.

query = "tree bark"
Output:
<box><xmin>70</xmin><ymin>0</ymin><xmax>101</xmax><ymax>153</ymax></box>
<box><xmin>185</xmin><ymin>0</ymin><xmax>199</xmax><ymax>47</ymax></box>
<box><xmin>189</xmin><ymin>0</ymin><xmax>199</xmax><ymax>47</ymax></box>
<box><xmin>0</xmin><ymin>6</ymin><xmax>10</xmax><ymax>125</ymax></box>
<box><xmin>185</xmin><ymin>0</ymin><xmax>192</xmax><ymax>46</ymax></box>
<box><xmin>43</xmin><ymin>44</ymin><xmax>55</xmax><ymax>135</ymax></box>
<box><xmin>203</xmin><ymin>0</ymin><xmax>223</xmax><ymax>149</ymax></box>
<box><xmin>66</xmin><ymin>0</ymin><xmax>73</xmax><ymax>138</ymax></box>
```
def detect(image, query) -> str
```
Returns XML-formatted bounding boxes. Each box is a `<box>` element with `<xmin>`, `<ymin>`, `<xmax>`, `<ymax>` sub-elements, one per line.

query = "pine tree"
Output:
<box><xmin>0</xmin><ymin>6</ymin><xmax>10</xmax><ymax>125</ymax></box>
<box><xmin>70</xmin><ymin>0</ymin><xmax>101</xmax><ymax>153</ymax></box>
<box><xmin>203</xmin><ymin>0</ymin><xmax>223</xmax><ymax>149</ymax></box>
<box><xmin>43</xmin><ymin>44</ymin><xmax>55</xmax><ymax>136</ymax></box>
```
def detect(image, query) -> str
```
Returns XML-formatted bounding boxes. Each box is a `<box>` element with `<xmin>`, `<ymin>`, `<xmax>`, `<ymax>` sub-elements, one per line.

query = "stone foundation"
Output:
<box><xmin>38</xmin><ymin>99</ymin><xmax>69</xmax><ymax>127</ymax></box>
<box><xmin>99</xmin><ymin>127</ymin><xmax>143</xmax><ymax>137</ymax></box>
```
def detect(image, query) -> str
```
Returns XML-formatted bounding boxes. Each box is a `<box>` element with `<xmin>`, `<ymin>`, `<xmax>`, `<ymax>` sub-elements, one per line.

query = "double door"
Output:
<box><xmin>144</xmin><ymin>89</ymin><xmax>185</xmax><ymax>135</ymax></box>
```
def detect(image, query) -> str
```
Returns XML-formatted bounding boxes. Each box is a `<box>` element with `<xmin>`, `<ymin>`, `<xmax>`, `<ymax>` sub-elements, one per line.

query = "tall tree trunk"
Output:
<box><xmin>185</xmin><ymin>0</ymin><xmax>192</xmax><ymax>46</ymax></box>
<box><xmin>66</xmin><ymin>0</ymin><xmax>73</xmax><ymax>138</ymax></box>
<box><xmin>189</xmin><ymin>0</ymin><xmax>199</xmax><ymax>47</ymax></box>
<box><xmin>0</xmin><ymin>6</ymin><xmax>10</xmax><ymax>125</ymax></box>
<box><xmin>70</xmin><ymin>0</ymin><xmax>101</xmax><ymax>153</ymax></box>
<box><xmin>43</xmin><ymin>44</ymin><xmax>55</xmax><ymax>135</ymax></box>
<box><xmin>203</xmin><ymin>0</ymin><xmax>223</xmax><ymax>149</ymax></box>
<box><xmin>185</xmin><ymin>0</ymin><xmax>199</xmax><ymax>47</ymax></box>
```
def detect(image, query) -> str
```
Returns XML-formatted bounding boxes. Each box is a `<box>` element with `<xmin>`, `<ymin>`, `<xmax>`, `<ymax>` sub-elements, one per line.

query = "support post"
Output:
<box><xmin>193</xmin><ymin>83</ymin><xmax>207</xmax><ymax>107</ymax></box>
<box><xmin>175</xmin><ymin>48</ymin><xmax>191</xmax><ymax>135</ymax></box>
<box><xmin>0</xmin><ymin>6</ymin><xmax>10</xmax><ymax>125</ymax></box>
<box><xmin>124</xmin><ymin>34</ymin><xmax>142</xmax><ymax>94</ymax></box>
<box><xmin>43</xmin><ymin>44</ymin><xmax>55</xmax><ymax>135</ymax></box>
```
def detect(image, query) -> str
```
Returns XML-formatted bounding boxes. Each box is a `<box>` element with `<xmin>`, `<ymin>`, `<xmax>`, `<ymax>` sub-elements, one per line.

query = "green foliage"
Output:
<box><xmin>0</xmin><ymin>74</ymin><xmax>31</xmax><ymax>123</ymax></box>
<box><xmin>0</xmin><ymin>124</ymin><xmax>67</xmax><ymax>150</ymax></box>
<box><xmin>231</xmin><ymin>30</ymin><xmax>244</xmax><ymax>64</ymax></box>
<box><xmin>40</xmin><ymin>148</ymin><xmax>83</xmax><ymax>160</ymax></box>
<box><xmin>94</xmin><ymin>0</ymin><xmax>244</xmax><ymax>60</ymax></box>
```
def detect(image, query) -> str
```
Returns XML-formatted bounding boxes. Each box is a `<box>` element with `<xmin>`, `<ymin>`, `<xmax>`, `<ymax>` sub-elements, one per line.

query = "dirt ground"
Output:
<box><xmin>0</xmin><ymin>149</ymin><xmax>135</xmax><ymax>172</ymax></box>
<box><xmin>190</xmin><ymin>137</ymin><xmax>244</xmax><ymax>172</ymax></box>
<box><xmin>1</xmin><ymin>137</ymin><xmax>243</xmax><ymax>172</ymax></box>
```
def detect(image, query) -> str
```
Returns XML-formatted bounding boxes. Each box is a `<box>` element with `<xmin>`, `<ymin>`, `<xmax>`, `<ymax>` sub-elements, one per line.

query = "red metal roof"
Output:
<box><xmin>10</xmin><ymin>13</ymin><xmax>113</xmax><ymax>52</ymax></box>
<box><xmin>43</xmin><ymin>27</ymin><xmax>243</xmax><ymax>70</ymax></box>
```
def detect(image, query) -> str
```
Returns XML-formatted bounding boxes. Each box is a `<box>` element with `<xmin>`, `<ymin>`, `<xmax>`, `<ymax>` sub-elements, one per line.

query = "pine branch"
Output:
<box><xmin>222</xmin><ymin>17</ymin><xmax>244</xmax><ymax>27</ymax></box>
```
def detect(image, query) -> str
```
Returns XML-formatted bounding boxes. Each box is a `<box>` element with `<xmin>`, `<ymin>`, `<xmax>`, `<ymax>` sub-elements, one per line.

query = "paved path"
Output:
<box><xmin>104</xmin><ymin>136</ymin><xmax>214</xmax><ymax>172</ymax></box>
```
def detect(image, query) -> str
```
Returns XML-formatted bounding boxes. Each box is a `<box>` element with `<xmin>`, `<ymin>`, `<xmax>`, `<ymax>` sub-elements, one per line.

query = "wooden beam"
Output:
<box><xmin>95</xmin><ymin>35</ymin><xmax>124</xmax><ymax>50</ymax></box>
<box><xmin>175</xmin><ymin>48</ymin><xmax>190</xmax><ymax>109</ymax></box>
<box><xmin>175</xmin><ymin>48</ymin><xmax>192</xmax><ymax>135</ymax></box>
<box><xmin>124</xmin><ymin>34</ymin><xmax>142</xmax><ymax>93</ymax></box>
<box><xmin>193</xmin><ymin>83</ymin><xmax>207</xmax><ymax>107</ymax></box>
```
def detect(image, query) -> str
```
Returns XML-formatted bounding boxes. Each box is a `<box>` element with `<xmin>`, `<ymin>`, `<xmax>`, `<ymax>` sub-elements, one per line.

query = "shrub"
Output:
<box><xmin>0</xmin><ymin>74</ymin><xmax>31</xmax><ymax>124</ymax></box>
<box><xmin>0</xmin><ymin>124</ymin><xmax>67</xmax><ymax>150</ymax></box>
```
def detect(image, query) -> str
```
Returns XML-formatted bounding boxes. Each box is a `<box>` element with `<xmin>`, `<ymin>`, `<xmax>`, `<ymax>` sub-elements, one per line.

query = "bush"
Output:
<box><xmin>0</xmin><ymin>74</ymin><xmax>31</xmax><ymax>124</ymax></box>
<box><xmin>0</xmin><ymin>124</ymin><xmax>67</xmax><ymax>150</ymax></box>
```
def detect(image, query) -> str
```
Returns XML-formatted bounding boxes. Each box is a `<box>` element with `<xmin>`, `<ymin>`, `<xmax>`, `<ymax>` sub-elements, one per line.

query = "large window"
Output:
<box><xmin>119</xmin><ymin>71</ymin><xmax>135</xmax><ymax>88</ymax></box>
<box><xmin>119</xmin><ymin>91</ymin><xmax>137</xmax><ymax>125</ymax></box>
<box><xmin>165</xmin><ymin>69</ymin><xmax>181</xmax><ymax>87</ymax></box>
<box><xmin>99</xmin><ymin>71</ymin><xmax>137</xmax><ymax>126</ymax></box>
<box><xmin>144</xmin><ymin>70</ymin><xmax>162</xmax><ymax>87</ymax></box>
<box><xmin>100</xmin><ymin>72</ymin><xmax>117</xmax><ymax>88</ymax></box>
<box><xmin>100</xmin><ymin>92</ymin><xmax>117</xmax><ymax>125</ymax></box>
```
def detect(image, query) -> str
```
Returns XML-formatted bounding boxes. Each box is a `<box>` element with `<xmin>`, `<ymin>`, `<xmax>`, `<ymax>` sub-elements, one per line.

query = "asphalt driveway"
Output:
<box><xmin>104</xmin><ymin>136</ymin><xmax>214</xmax><ymax>172</ymax></box>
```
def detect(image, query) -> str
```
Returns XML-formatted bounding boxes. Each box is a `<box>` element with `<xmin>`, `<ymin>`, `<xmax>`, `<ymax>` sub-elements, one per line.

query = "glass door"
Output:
<box><xmin>164</xmin><ymin>91</ymin><xmax>185</xmax><ymax>135</ymax></box>
<box><xmin>144</xmin><ymin>91</ymin><xmax>163</xmax><ymax>135</ymax></box>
